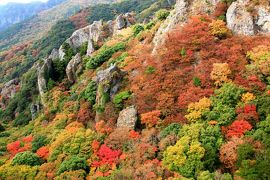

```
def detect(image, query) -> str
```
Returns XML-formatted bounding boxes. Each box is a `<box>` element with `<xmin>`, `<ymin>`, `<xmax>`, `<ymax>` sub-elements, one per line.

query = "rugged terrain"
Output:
<box><xmin>0</xmin><ymin>0</ymin><xmax>270</xmax><ymax>179</ymax></box>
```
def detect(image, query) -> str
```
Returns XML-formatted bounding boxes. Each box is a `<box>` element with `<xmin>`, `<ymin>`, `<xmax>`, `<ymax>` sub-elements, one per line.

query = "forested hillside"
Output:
<box><xmin>0</xmin><ymin>0</ymin><xmax>269</xmax><ymax>179</ymax></box>
<box><xmin>0</xmin><ymin>0</ymin><xmax>67</xmax><ymax>32</ymax></box>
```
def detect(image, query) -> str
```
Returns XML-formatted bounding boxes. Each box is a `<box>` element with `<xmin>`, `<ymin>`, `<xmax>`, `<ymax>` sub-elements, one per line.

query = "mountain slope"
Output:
<box><xmin>0</xmin><ymin>0</ymin><xmax>270</xmax><ymax>179</ymax></box>
<box><xmin>0</xmin><ymin>0</ymin><xmax>116</xmax><ymax>51</ymax></box>
<box><xmin>0</xmin><ymin>0</ymin><xmax>67</xmax><ymax>31</ymax></box>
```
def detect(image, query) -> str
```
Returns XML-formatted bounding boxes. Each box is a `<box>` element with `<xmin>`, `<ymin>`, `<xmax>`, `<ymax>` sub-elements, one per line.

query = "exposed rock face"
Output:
<box><xmin>257</xmin><ymin>7</ymin><xmax>270</xmax><ymax>32</ymax></box>
<box><xmin>86</xmin><ymin>13</ymin><xmax>136</xmax><ymax>56</ymax></box>
<box><xmin>0</xmin><ymin>79</ymin><xmax>20</xmax><ymax>99</ymax></box>
<box><xmin>94</xmin><ymin>65</ymin><xmax>126</xmax><ymax>121</ymax></box>
<box><xmin>58</xmin><ymin>45</ymin><xmax>65</xmax><ymax>61</ymax></box>
<box><xmin>152</xmin><ymin>0</ymin><xmax>220</xmax><ymax>53</ymax></box>
<box><xmin>30</xmin><ymin>103</ymin><xmax>41</xmax><ymax>120</ymax></box>
<box><xmin>89</xmin><ymin>21</ymin><xmax>104</xmax><ymax>43</ymax></box>
<box><xmin>66</xmin><ymin>26</ymin><xmax>89</xmax><ymax>50</ymax></box>
<box><xmin>226</xmin><ymin>0</ymin><xmax>270</xmax><ymax>35</ymax></box>
<box><xmin>114</xmin><ymin>13</ymin><xmax>135</xmax><ymax>32</ymax></box>
<box><xmin>226</xmin><ymin>1</ymin><xmax>255</xmax><ymax>35</ymax></box>
<box><xmin>96</xmin><ymin>65</ymin><xmax>125</xmax><ymax>99</ymax></box>
<box><xmin>66</xmin><ymin>53</ymin><xmax>83</xmax><ymax>83</ymax></box>
<box><xmin>49</xmin><ymin>48</ymin><xmax>59</xmax><ymax>61</ymax></box>
<box><xmin>37</xmin><ymin>58</ymin><xmax>53</xmax><ymax>104</ymax></box>
<box><xmin>87</xmin><ymin>21</ymin><xmax>104</xmax><ymax>56</ymax></box>
<box><xmin>117</xmin><ymin>106</ymin><xmax>138</xmax><ymax>129</ymax></box>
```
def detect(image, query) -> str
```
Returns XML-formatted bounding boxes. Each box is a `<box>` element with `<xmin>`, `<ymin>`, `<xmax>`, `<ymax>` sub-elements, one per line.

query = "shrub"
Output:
<box><xmin>36</xmin><ymin>146</ymin><xmax>49</xmax><ymax>160</ymax></box>
<box><xmin>86</xmin><ymin>43</ymin><xmax>125</xmax><ymax>69</ymax></box>
<box><xmin>57</xmin><ymin>156</ymin><xmax>89</xmax><ymax>175</ymax></box>
<box><xmin>211</xmin><ymin>63</ymin><xmax>231</xmax><ymax>86</ymax></box>
<box><xmin>159</xmin><ymin>123</ymin><xmax>181</xmax><ymax>139</ymax></box>
<box><xmin>80</xmin><ymin>81</ymin><xmax>97</xmax><ymax>105</ymax></box>
<box><xmin>0</xmin><ymin>124</ymin><xmax>4</xmax><ymax>132</ymax></box>
<box><xmin>56</xmin><ymin>170</ymin><xmax>86</xmax><ymax>180</ymax></box>
<box><xmin>145</xmin><ymin>66</ymin><xmax>156</xmax><ymax>74</ymax></box>
<box><xmin>155</xmin><ymin>9</ymin><xmax>170</xmax><ymax>20</ymax></box>
<box><xmin>252</xmin><ymin>115</ymin><xmax>270</xmax><ymax>147</ymax></box>
<box><xmin>185</xmin><ymin>97</ymin><xmax>211</xmax><ymax>123</ymax></box>
<box><xmin>113</xmin><ymin>91</ymin><xmax>131</xmax><ymax>109</ymax></box>
<box><xmin>193</xmin><ymin>77</ymin><xmax>201</xmax><ymax>87</ymax></box>
<box><xmin>209</xmin><ymin>20</ymin><xmax>231</xmax><ymax>38</ymax></box>
<box><xmin>79</xmin><ymin>42</ymin><xmax>88</xmax><ymax>56</ymax></box>
<box><xmin>11</xmin><ymin>151</ymin><xmax>43</xmax><ymax>166</ymax></box>
<box><xmin>225</xmin><ymin>120</ymin><xmax>253</xmax><ymax>139</ymax></box>
<box><xmin>163</xmin><ymin>136</ymin><xmax>205</xmax><ymax>178</ymax></box>
<box><xmin>108</xmin><ymin>52</ymin><xmax>128</xmax><ymax>66</ymax></box>
<box><xmin>132</xmin><ymin>24</ymin><xmax>144</xmax><ymax>36</ymax></box>
<box><xmin>141</xmin><ymin>110</ymin><xmax>162</xmax><ymax>128</ymax></box>
<box><xmin>236</xmin><ymin>143</ymin><xmax>255</xmax><ymax>168</ymax></box>
<box><xmin>32</xmin><ymin>135</ymin><xmax>48</xmax><ymax>152</ymax></box>
<box><xmin>145</xmin><ymin>21</ymin><xmax>155</xmax><ymax>30</ymax></box>
<box><xmin>0</xmin><ymin>164</ymin><xmax>39</xmax><ymax>179</ymax></box>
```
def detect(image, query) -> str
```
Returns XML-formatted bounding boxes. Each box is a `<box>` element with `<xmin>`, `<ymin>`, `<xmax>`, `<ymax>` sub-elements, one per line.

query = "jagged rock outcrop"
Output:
<box><xmin>66</xmin><ymin>26</ymin><xmax>89</xmax><ymax>50</ymax></box>
<box><xmin>30</xmin><ymin>103</ymin><xmax>41</xmax><ymax>120</ymax></box>
<box><xmin>94</xmin><ymin>65</ymin><xmax>126</xmax><ymax>121</ymax></box>
<box><xmin>87</xmin><ymin>21</ymin><xmax>104</xmax><ymax>56</ymax></box>
<box><xmin>226</xmin><ymin>0</ymin><xmax>270</xmax><ymax>35</ymax></box>
<box><xmin>152</xmin><ymin>0</ymin><xmax>220</xmax><ymax>52</ymax></box>
<box><xmin>87</xmin><ymin>13</ymin><xmax>136</xmax><ymax>56</ymax></box>
<box><xmin>48</xmin><ymin>48</ymin><xmax>59</xmax><ymax>61</ymax></box>
<box><xmin>114</xmin><ymin>13</ymin><xmax>135</xmax><ymax>32</ymax></box>
<box><xmin>37</xmin><ymin>58</ymin><xmax>53</xmax><ymax>104</ymax></box>
<box><xmin>58</xmin><ymin>45</ymin><xmax>65</xmax><ymax>61</ymax></box>
<box><xmin>0</xmin><ymin>79</ymin><xmax>20</xmax><ymax>100</ymax></box>
<box><xmin>117</xmin><ymin>106</ymin><xmax>138</xmax><ymax>129</ymax></box>
<box><xmin>58</xmin><ymin>26</ymin><xmax>89</xmax><ymax>60</ymax></box>
<box><xmin>66</xmin><ymin>53</ymin><xmax>83</xmax><ymax>83</ymax></box>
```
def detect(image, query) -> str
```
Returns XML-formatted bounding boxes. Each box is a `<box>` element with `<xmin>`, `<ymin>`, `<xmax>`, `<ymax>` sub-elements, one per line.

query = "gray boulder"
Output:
<box><xmin>257</xmin><ymin>7</ymin><xmax>270</xmax><ymax>33</ymax></box>
<box><xmin>226</xmin><ymin>0</ymin><xmax>270</xmax><ymax>35</ymax></box>
<box><xmin>66</xmin><ymin>53</ymin><xmax>83</xmax><ymax>83</ymax></box>
<box><xmin>226</xmin><ymin>0</ymin><xmax>255</xmax><ymax>35</ymax></box>
<box><xmin>117</xmin><ymin>106</ymin><xmax>138</xmax><ymax>129</ymax></box>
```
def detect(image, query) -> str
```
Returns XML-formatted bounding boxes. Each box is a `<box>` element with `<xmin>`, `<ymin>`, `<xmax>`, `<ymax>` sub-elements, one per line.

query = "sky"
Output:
<box><xmin>0</xmin><ymin>0</ymin><xmax>47</xmax><ymax>5</ymax></box>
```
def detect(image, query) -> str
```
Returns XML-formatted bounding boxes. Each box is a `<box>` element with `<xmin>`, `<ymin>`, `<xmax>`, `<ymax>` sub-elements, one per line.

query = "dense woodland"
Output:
<box><xmin>0</xmin><ymin>0</ymin><xmax>269</xmax><ymax>179</ymax></box>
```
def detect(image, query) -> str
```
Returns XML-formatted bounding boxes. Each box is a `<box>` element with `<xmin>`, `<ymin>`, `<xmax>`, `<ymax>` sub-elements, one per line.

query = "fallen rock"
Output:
<box><xmin>66</xmin><ymin>53</ymin><xmax>83</xmax><ymax>83</ymax></box>
<box><xmin>117</xmin><ymin>106</ymin><xmax>138</xmax><ymax>129</ymax></box>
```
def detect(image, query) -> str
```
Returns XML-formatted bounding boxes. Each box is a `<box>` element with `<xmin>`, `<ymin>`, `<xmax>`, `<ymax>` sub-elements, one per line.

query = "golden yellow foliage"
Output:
<box><xmin>185</xmin><ymin>97</ymin><xmax>211</xmax><ymax>122</ymax></box>
<box><xmin>211</xmin><ymin>63</ymin><xmax>231</xmax><ymax>86</ymax></box>
<box><xmin>241</xmin><ymin>92</ymin><xmax>256</xmax><ymax>103</ymax></box>
<box><xmin>209</xmin><ymin>20</ymin><xmax>231</xmax><ymax>38</ymax></box>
